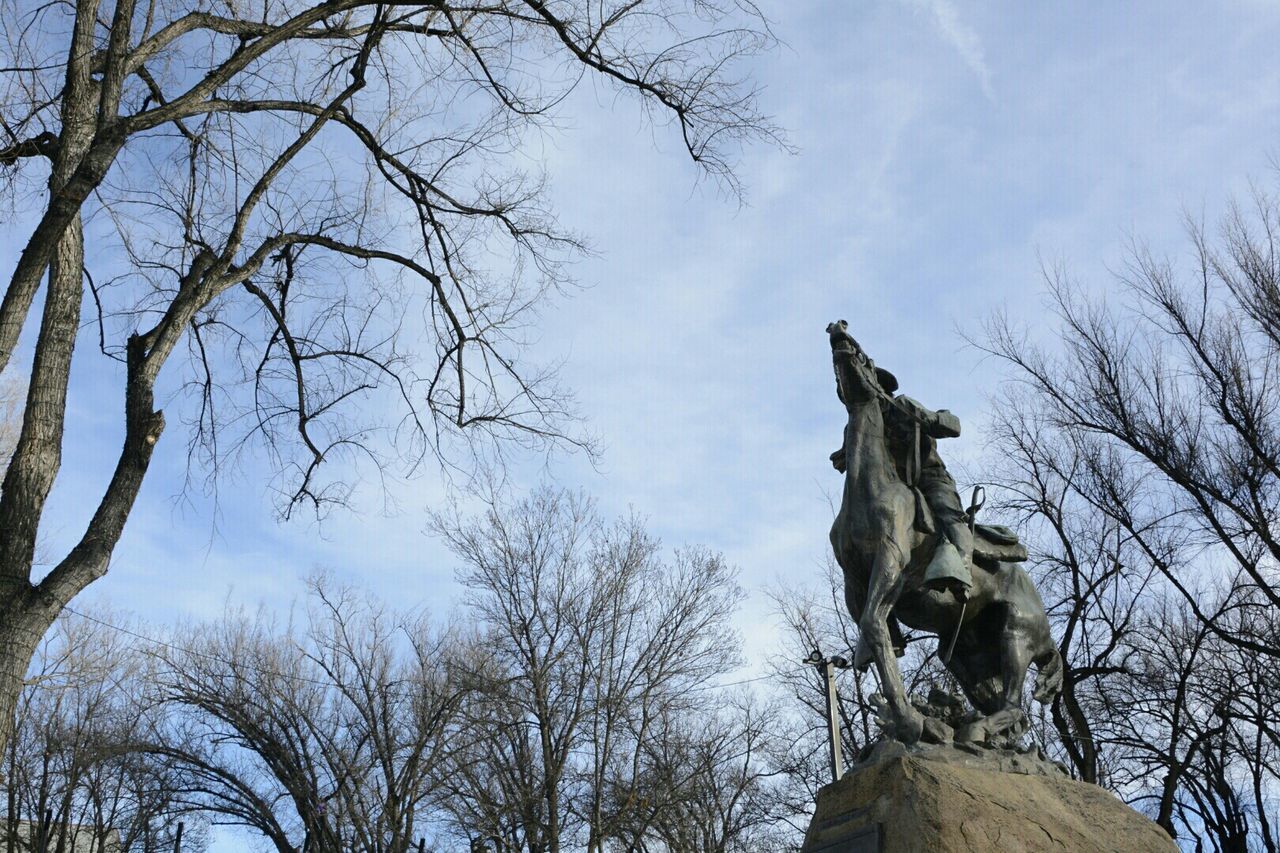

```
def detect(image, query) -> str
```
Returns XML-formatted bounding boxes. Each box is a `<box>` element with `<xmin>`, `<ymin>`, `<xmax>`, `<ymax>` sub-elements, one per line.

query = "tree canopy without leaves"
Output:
<box><xmin>976</xmin><ymin>188</ymin><xmax>1280</xmax><ymax>849</ymax></box>
<box><xmin>5</xmin><ymin>499</ymin><xmax>797</xmax><ymax>851</ymax></box>
<box><xmin>978</xmin><ymin>191</ymin><xmax>1280</xmax><ymax>663</ymax></box>
<box><xmin>148</xmin><ymin>577</ymin><xmax>456</xmax><ymax>853</ymax></box>
<box><xmin>2</xmin><ymin>609</ymin><xmax>208</xmax><ymax>853</ymax></box>
<box><xmin>430</xmin><ymin>487</ymin><xmax>776</xmax><ymax>853</ymax></box>
<box><xmin>0</xmin><ymin>0</ymin><xmax>781</xmax><ymax>758</ymax></box>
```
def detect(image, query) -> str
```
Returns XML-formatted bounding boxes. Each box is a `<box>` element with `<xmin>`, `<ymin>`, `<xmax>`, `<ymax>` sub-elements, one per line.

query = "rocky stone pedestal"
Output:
<box><xmin>800</xmin><ymin>741</ymin><xmax>1176</xmax><ymax>852</ymax></box>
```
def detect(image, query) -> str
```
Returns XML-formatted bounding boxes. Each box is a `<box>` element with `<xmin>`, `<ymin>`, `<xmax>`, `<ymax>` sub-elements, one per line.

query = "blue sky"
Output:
<box><xmin>29</xmin><ymin>0</ymin><xmax>1280</xmax><ymax>654</ymax></box>
<box><xmin>7</xmin><ymin>3</ymin><xmax>1280</xmax><ymax>843</ymax></box>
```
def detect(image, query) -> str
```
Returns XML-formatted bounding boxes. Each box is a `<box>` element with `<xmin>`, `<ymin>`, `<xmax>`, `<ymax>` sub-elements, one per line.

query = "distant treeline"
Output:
<box><xmin>10</xmin><ymin>194</ymin><xmax>1280</xmax><ymax>852</ymax></box>
<box><xmin>3</xmin><ymin>489</ymin><xmax>806</xmax><ymax>853</ymax></box>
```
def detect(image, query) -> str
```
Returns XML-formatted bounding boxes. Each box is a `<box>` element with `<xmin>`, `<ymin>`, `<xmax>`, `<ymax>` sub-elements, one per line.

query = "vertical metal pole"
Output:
<box><xmin>173</xmin><ymin>821</ymin><xmax>183</xmax><ymax>853</ymax></box>
<box><xmin>822</xmin><ymin>660</ymin><xmax>844</xmax><ymax>783</ymax></box>
<box><xmin>418</xmin><ymin>839</ymin><xmax>425</xmax><ymax>853</ymax></box>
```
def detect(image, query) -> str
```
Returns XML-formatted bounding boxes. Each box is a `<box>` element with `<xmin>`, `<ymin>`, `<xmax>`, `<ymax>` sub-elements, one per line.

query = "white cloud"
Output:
<box><xmin>19</xmin><ymin>2</ymin><xmax>1280</xmax><ymax>764</ymax></box>
<box><xmin>902</xmin><ymin>0</ymin><xmax>995</xmax><ymax>100</ymax></box>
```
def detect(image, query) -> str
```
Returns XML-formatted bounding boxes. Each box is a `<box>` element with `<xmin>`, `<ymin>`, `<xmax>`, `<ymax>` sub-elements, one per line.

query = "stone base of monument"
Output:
<box><xmin>800</xmin><ymin>740</ymin><xmax>1176</xmax><ymax>853</ymax></box>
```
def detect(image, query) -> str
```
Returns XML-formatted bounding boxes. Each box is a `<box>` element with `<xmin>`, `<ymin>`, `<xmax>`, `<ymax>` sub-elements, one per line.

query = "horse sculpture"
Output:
<box><xmin>826</xmin><ymin>320</ymin><xmax>1062</xmax><ymax>746</ymax></box>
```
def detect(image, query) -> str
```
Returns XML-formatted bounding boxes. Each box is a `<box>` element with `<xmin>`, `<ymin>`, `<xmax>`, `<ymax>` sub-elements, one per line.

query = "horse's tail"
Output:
<box><xmin>1033</xmin><ymin>646</ymin><xmax>1063</xmax><ymax>705</ymax></box>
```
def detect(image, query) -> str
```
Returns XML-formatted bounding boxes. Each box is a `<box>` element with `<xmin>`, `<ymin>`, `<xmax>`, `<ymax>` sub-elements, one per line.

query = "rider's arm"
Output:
<box><xmin>892</xmin><ymin>395</ymin><xmax>961</xmax><ymax>439</ymax></box>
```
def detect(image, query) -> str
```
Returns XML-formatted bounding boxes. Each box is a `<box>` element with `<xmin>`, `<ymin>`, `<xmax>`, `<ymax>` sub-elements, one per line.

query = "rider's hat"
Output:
<box><xmin>874</xmin><ymin>366</ymin><xmax>899</xmax><ymax>395</ymax></box>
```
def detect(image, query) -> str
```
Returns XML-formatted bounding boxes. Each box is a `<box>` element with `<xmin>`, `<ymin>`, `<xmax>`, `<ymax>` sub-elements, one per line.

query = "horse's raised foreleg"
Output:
<box><xmin>859</xmin><ymin>544</ymin><xmax>924</xmax><ymax>744</ymax></box>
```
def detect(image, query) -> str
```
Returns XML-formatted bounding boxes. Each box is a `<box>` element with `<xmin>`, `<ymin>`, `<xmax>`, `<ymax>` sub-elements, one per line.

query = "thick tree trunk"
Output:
<box><xmin>0</xmin><ymin>0</ymin><xmax>100</xmax><ymax>763</ymax></box>
<box><xmin>0</xmin><ymin>591</ymin><xmax>58</xmax><ymax>780</ymax></box>
<box><xmin>0</xmin><ymin>211</ymin><xmax>87</xmax><ymax>763</ymax></box>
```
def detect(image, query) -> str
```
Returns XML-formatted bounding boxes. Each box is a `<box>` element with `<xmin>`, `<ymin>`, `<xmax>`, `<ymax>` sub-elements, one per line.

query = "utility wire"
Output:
<box><xmin>64</xmin><ymin>604</ymin><xmax>371</xmax><ymax>691</ymax></box>
<box><xmin>694</xmin><ymin>673</ymin><xmax>778</xmax><ymax>691</ymax></box>
<box><xmin>62</xmin><ymin>605</ymin><xmax>790</xmax><ymax>694</ymax></box>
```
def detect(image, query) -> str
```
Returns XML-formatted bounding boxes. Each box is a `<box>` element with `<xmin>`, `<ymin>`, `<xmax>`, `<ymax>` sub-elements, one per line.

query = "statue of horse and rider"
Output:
<box><xmin>825</xmin><ymin>320</ymin><xmax>1061</xmax><ymax>747</ymax></box>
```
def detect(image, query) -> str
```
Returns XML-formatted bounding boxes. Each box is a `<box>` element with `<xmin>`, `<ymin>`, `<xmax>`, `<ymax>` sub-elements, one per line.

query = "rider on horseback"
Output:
<box><xmin>829</xmin><ymin>354</ymin><xmax>974</xmax><ymax>595</ymax></box>
<box><xmin>824</xmin><ymin>321</ymin><xmax>1062</xmax><ymax>747</ymax></box>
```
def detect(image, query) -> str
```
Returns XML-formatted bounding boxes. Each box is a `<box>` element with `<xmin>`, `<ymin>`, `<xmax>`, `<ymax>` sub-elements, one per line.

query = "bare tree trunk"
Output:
<box><xmin>0</xmin><ymin>599</ymin><xmax>52</xmax><ymax>776</ymax></box>
<box><xmin>0</xmin><ymin>0</ymin><xmax>97</xmax><ymax>759</ymax></box>
<box><xmin>0</xmin><ymin>274</ymin><xmax>85</xmax><ymax>758</ymax></box>
<box><xmin>1054</xmin><ymin>674</ymin><xmax>1099</xmax><ymax>784</ymax></box>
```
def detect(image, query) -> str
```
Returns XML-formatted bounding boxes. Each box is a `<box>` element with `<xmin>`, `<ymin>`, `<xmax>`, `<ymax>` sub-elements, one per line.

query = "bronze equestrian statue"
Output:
<box><xmin>826</xmin><ymin>320</ymin><xmax>1061</xmax><ymax>746</ymax></box>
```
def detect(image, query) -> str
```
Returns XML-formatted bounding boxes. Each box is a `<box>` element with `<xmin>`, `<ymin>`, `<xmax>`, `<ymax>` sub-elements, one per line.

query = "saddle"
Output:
<box><xmin>912</xmin><ymin>492</ymin><xmax>1028</xmax><ymax>564</ymax></box>
<box><xmin>973</xmin><ymin>523</ymin><xmax>1028</xmax><ymax>563</ymax></box>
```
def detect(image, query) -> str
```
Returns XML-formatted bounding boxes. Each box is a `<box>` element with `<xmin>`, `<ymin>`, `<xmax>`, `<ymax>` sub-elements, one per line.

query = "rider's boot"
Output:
<box><xmin>925</xmin><ymin>521</ymin><xmax>974</xmax><ymax>594</ymax></box>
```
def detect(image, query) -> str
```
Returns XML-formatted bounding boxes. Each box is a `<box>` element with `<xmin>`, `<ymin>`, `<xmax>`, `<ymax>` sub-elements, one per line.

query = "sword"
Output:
<box><xmin>943</xmin><ymin>485</ymin><xmax>986</xmax><ymax>666</ymax></box>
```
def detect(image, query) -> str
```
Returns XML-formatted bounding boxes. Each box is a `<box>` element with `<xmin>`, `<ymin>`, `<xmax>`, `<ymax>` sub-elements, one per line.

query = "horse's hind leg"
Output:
<box><xmin>1001</xmin><ymin>630</ymin><xmax>1032</xmax><ymax>703</ymax></box>
<box><xmin>995</xmin><ymin>624</ymin><xmax>1032</xmax><ymax>741</ymax></box>
<box><xmin>955</xmin><ymin>613</ymin><xmax>1032</xmax><ymax>747</ymax></box>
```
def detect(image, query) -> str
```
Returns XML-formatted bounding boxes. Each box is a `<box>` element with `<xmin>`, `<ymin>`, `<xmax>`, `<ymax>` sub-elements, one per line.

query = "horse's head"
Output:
<box><xmin>826</xmin><ymin>319</ymin><xmax>859</xmax><ymax>354</ymax></box>
<box><xmin>827</xmin><ymin>320</ymin><xmax>884</xmax><ymax>404</ymax></box>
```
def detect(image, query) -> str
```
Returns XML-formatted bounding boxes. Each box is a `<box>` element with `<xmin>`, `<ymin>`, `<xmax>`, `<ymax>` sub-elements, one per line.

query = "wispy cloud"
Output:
<box><xmin>903</xmin><ymin>0</ymin><xmax>995</xmax><ymax>100</ymax></box>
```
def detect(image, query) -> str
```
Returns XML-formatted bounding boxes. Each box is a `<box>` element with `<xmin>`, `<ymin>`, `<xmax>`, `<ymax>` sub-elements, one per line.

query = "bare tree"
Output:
<box><xmin>0</xmin><ymin>0</ymin><xmax>782</xmax><ymax>757</ymax></box>
<box><xmin>1098</xmin><ymin>593</ymin><xmax>1276</xmax><ymax>850</ymax></box>
<box><xmin>975</xmin><ymin>186</ymin><xmax>1280</xmax><ymax>848</ymax></box>
<box><xmin>2</xmin><ymin>609</ymin><xmax>206</xmax><ymax>853</ymax></box>
<box><xmin>979</xmin><ymin>393</ymin><xmax>1153</xmax><ymax>786</ymax></box>
<box><xmin>430</xmin><ymin>487</ymin><xmax>745</xmax><ymax>853</ymax></box>
<box><xmin>980</xmin><ymin>382</ymin><xmax>1280</xmax><ymax>849</ymax></box>
<box><xmin>617</xmin><ymin>692</ymin><xmax>793</xmax><ymax>853</ymax></box>
<box><xmin>977</xmin><ymin>190</ymin><xmax>1280</xmax><ymax>663</ymax></box>
<box><xmin>145</xmin><ymin>577</ymin><xmax>457</xmax><ymax>853</ymax></box>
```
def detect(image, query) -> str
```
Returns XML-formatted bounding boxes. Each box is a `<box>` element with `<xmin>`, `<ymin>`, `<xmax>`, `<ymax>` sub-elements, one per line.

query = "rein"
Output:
<box><xmin>834</xmin><ymin>343</ymin><xmax>922</xmax><ymax>489</ymax></box>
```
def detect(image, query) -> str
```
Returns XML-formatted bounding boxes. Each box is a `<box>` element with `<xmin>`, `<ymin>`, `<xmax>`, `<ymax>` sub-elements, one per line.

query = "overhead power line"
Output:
<box><xmin>60</xmin><ymin>605</ymin><xmax>787</xmax><ymax>695</ymax></box>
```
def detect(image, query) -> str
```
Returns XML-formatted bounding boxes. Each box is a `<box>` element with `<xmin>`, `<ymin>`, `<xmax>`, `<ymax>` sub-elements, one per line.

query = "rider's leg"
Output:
<box><xmin>919</xmin><ymin>473</ymin><xmax>975</xmax><ymax>596</ymax></box>
<box><xmin>919</xmin><ymin>469</ymin><xmax>973</xmax><ymax>564</ymax></box>
<box><xmin>943</xmin><ymin>517</ymin><xmax>973</xmax><ymax>565</ymax></box>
